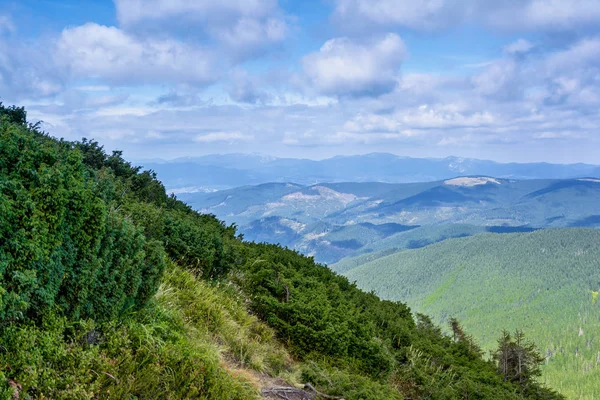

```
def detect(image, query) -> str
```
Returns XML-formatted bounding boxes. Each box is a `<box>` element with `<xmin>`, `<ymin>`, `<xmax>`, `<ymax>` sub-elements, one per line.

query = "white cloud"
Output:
<box><xmin>209</xmin><ymin>17</ymin><xmax>287</xmax><ymax>58</ymax></box>
<box><xmin>0</xmin><ymin>34</ymin><xmax>65</xmax><ymax>100</ymax></box>
<box><xmin>343</xmin><ymin>113</ymin><xmax>402</xmax><ymax>133</ymax></box>
<box><xmin>194</xmin><ymin>131</ymin><xmax>254</xmax><ymax>143</ymax></box>
<box><xmin>545</xmin><ymin>38</ymin><xmax>600</xmax><ymax>72</ymax></box>
<box><xmin>343</xmin><ymin>105</ymin><xmax>495</xmax><ymax>135</ymax></box>
<box><xmin>533</xmin><ymin>130</ymin><xmax>581</xmax><ymax>140</ymax></box>
<box><xmin>154</xmin><ymin>91</ymin><xmax>205</xmax><ymax>107</ymax></box>
<box><xmin>302</xmin><ymin>33</ymin><xmax>406</xmax><ymax>97</ymax></box>
<box><xmin>333</xmin><ymin>0</ymin><xmax>600</xmax><ymax>32</ymax></box>
<box><xmin>333</xmin><ymin>0</ymin><xmax>468</xmax><ymax>31</ymax></box>
<box><xmin>115</xmin><ymin>0</ymin><xmax>277</xmax><ymax>26</ymax></box>
<box><xmin>4</xmin><ymin>1</ymin><xmax>600</xmax><ymax>163</ymax></box>
<box><xmin>76</xmin><ymin>85</ymin><xmax>112</xmax><ymax>92</ymax></box>
<box><xmin>95</xmin><ymin>106</ymin><xmax>155</xmax><ymax>117</ymax></box>
<box><xmin>471</xmin><ymin>59</ymin><xmax>519</xmax><ymax>98</ymax></box>
<box><xmin>488</xmin><ymin>0</ymin><xmax>600</xmax><ymax>31</ymax></box>
<box><xmin>114</xmin><ymin>0</ymin><xmax>287</xmax><ymax>60</ymax></box>
<box><xmin>56</xmin><ymin>23</ymin><xmax>219</xmax><ymax>86</ymax></box>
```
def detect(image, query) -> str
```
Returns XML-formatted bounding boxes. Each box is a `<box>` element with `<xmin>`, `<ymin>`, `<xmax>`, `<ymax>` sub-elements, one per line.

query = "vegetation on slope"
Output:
<box><xmin>0</xmin><ymin>104</ymin><xmax>563</xmax><ymax>399</ymax></box>
<box><xmin>344</xmin><ymin>229</ymin><xmax>600</xmax><ymax>398</ymax></box>
<box><xmin>0</xmin><ymin>265</ymin><xmax>287</xmax><ymax>399</ymax></box>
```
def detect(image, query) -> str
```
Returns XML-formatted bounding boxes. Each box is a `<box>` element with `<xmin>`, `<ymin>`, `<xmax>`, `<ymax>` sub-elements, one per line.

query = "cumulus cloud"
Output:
<box><xmin>114</xmin><ymin>0</ymin><xmax>288</xmax><ymax>60</ymax></box>
<box><xmin>154</xmin><ymin>91</ymin><xmax>206</xmax><ymax>107</ymax></box>
<box><xmin>56</xmin><ymin>23</ymin><xmax>219</xmax><ymax>86</ymax></box>
<box><xmin>333</xmin><ymin>0</ymin><xmax>600</xmax><ymax>32</ymax></box>
<box><xmin>4</xmin><ymin>1</ymin><xmax>600</xmax><ymax>163</ymax></box>
<box><xmin>115</xmin><ymin>0</ymin><xmax>277</xmax><ymax>26</ymax></box>
<box><xmin>303</xmin><ymin>33</ymin><xmax>406</xmax><ymax>97</ymax></box>
<box><xmin>343</xmin><ymin>105</ymin><xmax>495</xmax><ymax>135</ymax></box>
<box><xmin>545</xmin><ymin>37</ymin><xmax>600</xmax><ymax>72</ymax></box>
<box><xmin>205</xmin><ymin>17</ymin><xmax>287</xmax><ymax>59</ymax></box>
<box><xmin>541</xmin><ymin>38</ymin><xmax>600</xmax><ymax>108</ymax></box>
<box><xmin>471</xmin><ymin>59</ymin><xmax>520</xmax><ymax>98</ymax></box>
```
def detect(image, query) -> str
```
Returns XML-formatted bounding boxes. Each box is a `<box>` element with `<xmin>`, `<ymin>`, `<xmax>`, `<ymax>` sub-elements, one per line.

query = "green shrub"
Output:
<box><xmin>0</xmin><ymin>120</ymin><xmax>165</xmax><ymax>323</ymax></box>
<box><xmin>301</xmin><ymin>362</ymin><xmax>403</xmax><ymax>400</ymax></box>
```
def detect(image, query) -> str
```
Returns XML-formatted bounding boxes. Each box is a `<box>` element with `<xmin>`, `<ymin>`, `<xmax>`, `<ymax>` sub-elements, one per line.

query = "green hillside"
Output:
<box><xmin>332</xmin><ymin>224</ymin><xmax>539</xmax><ymax>274</ymax></box>
<box><xmin>344</xmin><ymin>229</ymin><xmax>600</xmax><ymax>399</ymax></box>
<box><xmin>0</xmin><ymin>104</ymin><xmax>566</xmax><ymax>399</ymax></box>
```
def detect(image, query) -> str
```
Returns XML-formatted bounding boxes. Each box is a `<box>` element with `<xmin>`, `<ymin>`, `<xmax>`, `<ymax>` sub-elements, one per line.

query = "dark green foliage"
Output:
<box><xmin>235</xmin><ymin>243</ymin><xmax>563</xmax><ymax>399</ymax></box>
<box><xmin>301</xmin><ymin>362</ymin><xmax>404</xmax><ymax>400</ymax></box>
<box><xmin>75</xmin><ymin>138</ymin><xmax>237</xmax><ymax>280</ymax></box>
<box><xmin>237</xmin><ymin>243</ymin><xmax>401</xmax><ymax>377</ymax></box>
<box><xmin>0</xmin><ymin>121</ymin><xmax>166</xmax><ymax>322</ymax></box>
<box><xmin>0</xmin><ymin>103</ymin><xmax>27</xmax><ymax>125</ymax></box>
<box><xmin>0</xmin><ymin>113</ymin><xmax>240</xmax><ymax>323</ymax></box>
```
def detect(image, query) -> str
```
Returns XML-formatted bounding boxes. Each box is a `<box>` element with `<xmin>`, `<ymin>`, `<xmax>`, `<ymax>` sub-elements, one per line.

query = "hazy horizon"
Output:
<box><xmin>133</xmin><ymin>151</ymin><xmax>600</xmax><ymax>166</ymax></box>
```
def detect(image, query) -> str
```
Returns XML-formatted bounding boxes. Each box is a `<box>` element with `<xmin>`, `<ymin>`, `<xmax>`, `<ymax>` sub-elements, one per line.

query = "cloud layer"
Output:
<box><xmin>1</xmin><ymin>1</ymin><xmax>600</xmax><ymax>164</ymax></box>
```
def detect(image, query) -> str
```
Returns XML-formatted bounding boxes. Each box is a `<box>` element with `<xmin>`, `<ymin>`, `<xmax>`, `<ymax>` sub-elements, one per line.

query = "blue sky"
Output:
<box><xmin>2</xmin><ymin>0</ymin><xmax>600</xmax><ymax>163</ymax></box>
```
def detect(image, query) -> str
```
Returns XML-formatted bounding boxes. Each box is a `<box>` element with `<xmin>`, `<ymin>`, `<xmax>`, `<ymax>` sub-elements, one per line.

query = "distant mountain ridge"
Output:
<box><xmin>141</xmin><ymin>153</ymin><xmax>600</xmax><ymax>192</ymax></box>
<box><xmin>178</xmin><ymin>177</ymin><xmax>600</xmax><ymax>264</ymax></box>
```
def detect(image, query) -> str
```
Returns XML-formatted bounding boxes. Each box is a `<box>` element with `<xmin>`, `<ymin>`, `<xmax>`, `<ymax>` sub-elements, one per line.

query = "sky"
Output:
<box><xmin>1</xmin><ymin>0</ymin><xmax>600</xmax><ymax>164</ymax></box>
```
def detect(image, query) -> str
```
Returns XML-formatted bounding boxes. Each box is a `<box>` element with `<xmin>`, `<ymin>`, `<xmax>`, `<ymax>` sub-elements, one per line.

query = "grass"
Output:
<box><xmin>155</xmin><ymin>265</ymin><xmax>295</xmax><ymax>378</ymax></box>
<box><xmin>0</xmin><ymin>264</ymin><xmax>298</xmax><ymax>399</ymax></box>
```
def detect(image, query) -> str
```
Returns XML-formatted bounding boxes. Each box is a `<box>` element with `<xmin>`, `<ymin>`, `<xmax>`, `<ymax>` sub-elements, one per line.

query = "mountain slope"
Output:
<box><xmin>0</xmin><ymin>104</ymin><xmax>563</xmax><ymax>399</ymax></box>
<box><xmin>343</xmin><ymin>229</ymin><xmax>600</xmax><ymax>399</ymax></box>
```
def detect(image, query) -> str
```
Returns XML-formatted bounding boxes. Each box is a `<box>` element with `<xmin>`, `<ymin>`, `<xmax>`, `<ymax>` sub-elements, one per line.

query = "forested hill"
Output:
<box><xmin>342</xmin><ymin>229</ymin><xmax>600</xmax><ymax>398</ymax></box>
<box><xmin>0</xmin><ymin>103</ymin><xmax>563</xmax><ymax>399</ymax></box>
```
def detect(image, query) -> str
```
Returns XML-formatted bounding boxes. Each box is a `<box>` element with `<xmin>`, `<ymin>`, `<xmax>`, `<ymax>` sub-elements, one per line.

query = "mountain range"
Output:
<box><xmin>177</xmin><ymin>177</ymin><xmax>600</xmax><ymax>264</ymax></box>
<box><xmin>141</xmin><ymin>153</ymin><xmax>600</xmax><ymax>193</ymax></box>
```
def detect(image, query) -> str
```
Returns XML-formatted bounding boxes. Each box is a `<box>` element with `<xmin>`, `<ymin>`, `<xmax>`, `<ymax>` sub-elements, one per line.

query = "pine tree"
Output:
<box><xmin>449</xmin><ymin>317</ymin><xmax>482</xmax><ymax>355</ymax></box>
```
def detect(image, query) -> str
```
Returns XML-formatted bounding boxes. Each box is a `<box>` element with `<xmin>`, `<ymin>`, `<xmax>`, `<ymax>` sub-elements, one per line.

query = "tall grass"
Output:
<box><xmin>0</xmin><ymin>264</ymin><xmax>296</xmax><ymax>399</ymax></box>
